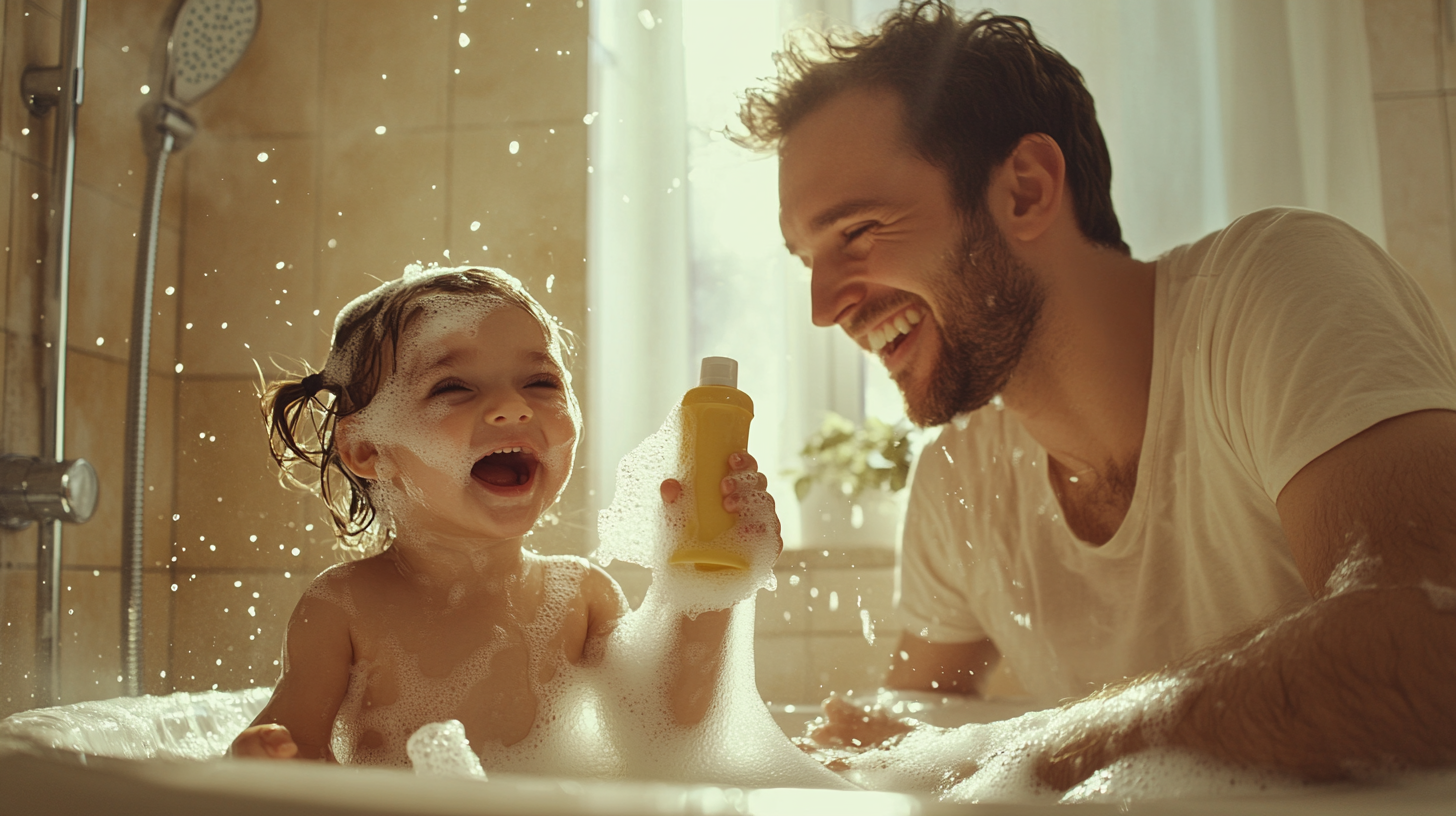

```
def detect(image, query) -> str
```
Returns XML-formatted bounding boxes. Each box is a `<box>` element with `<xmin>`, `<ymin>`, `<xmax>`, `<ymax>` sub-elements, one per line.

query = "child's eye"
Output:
<box><xmin>527</xmin><ymin>374</ymin><xmax>562</xmax><ymax>390</ymax></box>
<box><xmin>429</xmin><ymin>378</ymin><xmax>470</xmax><ymax>397</ymax></box>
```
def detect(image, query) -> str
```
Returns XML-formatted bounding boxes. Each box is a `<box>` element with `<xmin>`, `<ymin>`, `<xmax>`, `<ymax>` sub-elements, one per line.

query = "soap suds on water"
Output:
<box><xmin>829</xmin><ymin>680</ymin><xmax>1306</xmax><ymax>804</ymax></box>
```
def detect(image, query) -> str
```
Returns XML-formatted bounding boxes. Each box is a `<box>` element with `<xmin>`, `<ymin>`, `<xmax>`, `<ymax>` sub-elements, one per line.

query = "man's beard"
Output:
<box><xmin>897</xmin><ymin>209</ymin><xmax>1045</xmax><ymax>427</ymax></box>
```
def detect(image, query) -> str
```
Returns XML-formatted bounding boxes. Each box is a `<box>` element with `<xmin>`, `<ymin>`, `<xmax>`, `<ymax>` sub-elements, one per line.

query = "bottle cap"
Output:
<box><xmin>699</xmin><ymin>356</ymin><xmax>738</xmax><ymax>388</ymax></box>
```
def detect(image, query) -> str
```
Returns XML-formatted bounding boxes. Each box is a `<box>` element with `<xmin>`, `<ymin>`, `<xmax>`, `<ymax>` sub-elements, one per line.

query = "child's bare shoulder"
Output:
<box><xmin>299</xmin><ymin>555</ymin><xmax>396</xmax><ymax>616</ymax></box>
<box><xmin>533</xmin><ymin>554</ymin><xmax>628</xmax><ymax>623</ymax></box>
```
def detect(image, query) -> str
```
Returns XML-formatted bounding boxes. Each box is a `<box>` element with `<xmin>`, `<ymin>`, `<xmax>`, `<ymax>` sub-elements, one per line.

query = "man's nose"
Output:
<box><xmin>809</xmin><ymin>258</ymin><xmax>865</xmax><ymax>328</ymax></box>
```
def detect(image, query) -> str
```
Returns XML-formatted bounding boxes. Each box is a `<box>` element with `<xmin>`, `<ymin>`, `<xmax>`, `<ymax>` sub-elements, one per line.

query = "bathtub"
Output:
<box><xmin>4</xmin><ymin>688</ymin><xmax>1456</xmax><ymax>815</ymax></box>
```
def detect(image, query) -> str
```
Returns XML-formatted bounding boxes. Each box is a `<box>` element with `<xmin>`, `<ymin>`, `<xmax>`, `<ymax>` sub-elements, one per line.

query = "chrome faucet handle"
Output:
<box><xmin>0</xmin><ymin>454</ymin><xmax>98</xmax><ymax>529</ymax></box>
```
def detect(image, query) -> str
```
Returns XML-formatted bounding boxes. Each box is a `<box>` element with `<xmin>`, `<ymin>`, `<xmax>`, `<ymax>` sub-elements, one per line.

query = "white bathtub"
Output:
<box><xmin>2</xmin><ymin>689</ymin><xmax>1454</xmax><ymax>816</ymax></box>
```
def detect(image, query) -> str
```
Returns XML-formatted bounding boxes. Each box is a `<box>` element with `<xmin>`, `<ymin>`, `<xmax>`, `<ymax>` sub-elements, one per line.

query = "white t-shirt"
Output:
<box><xmin>898</xmin><ymin>208</ymin><xmax>1456</xmax><ymax>702</ymax></box>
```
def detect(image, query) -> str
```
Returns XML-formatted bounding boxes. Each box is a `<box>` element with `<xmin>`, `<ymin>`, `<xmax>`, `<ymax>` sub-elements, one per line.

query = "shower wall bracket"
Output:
<box><xmin>0</xmin><ymin>455</ymin><xmax>98</xmax><ymax>530</ymax></box>
<box><xmin>19</xmin><ymin>0</ymin><xmax>87</xmax><ymax>708</ymax></box>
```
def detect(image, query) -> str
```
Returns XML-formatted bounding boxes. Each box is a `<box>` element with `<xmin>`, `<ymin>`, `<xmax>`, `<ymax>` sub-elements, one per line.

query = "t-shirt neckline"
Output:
<box><xmin>1038</xmin><ymin>256</ymin><xmax>1170</xmax><ymax>556</ymax></box>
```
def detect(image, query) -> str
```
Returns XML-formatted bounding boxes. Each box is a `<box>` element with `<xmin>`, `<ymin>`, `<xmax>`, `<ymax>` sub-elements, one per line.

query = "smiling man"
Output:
<box><xmin>742</xmin><ymin>0</ymin><xmax>1456</xmax><ymax>790</ymax></box>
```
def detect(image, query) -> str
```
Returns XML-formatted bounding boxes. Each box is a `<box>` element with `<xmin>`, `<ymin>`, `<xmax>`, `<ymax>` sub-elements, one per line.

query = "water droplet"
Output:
<box><xmin>140</xmin><ymin>84</ymin><xmax>150</xmax><ymax>95</ymax></box>
<box><xmin>470</xmin><ymin>220</ymin><xmax>481</xmax><ymax>231</ymax></box>
<box><xmin>257</xmin><ymin>152</ymin><xmax>268</xmax><ymax>162</ymax></box>
<box><xmin>458</xmin><ymin>32</ymin><xmax>470</xmax><ymax>47</ymax></box>
<box><xmin>375</xmin><ymin>125</ymin><xmax>387</xmax><ymax>135</ymax></box>
<box><xmin>508</xmin><ymin>140</ymin><xmax>520</xmax><ymax>155</ymax></box>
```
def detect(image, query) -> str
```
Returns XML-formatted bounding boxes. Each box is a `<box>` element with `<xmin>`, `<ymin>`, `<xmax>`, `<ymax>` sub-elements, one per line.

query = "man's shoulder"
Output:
<box><xmin>1169</xmin><ymin>207</ymin><xmax>1379</xmax><ymax>279</ymax></box>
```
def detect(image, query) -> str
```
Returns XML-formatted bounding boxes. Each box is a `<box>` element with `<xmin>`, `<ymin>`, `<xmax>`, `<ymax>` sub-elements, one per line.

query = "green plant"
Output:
<box><xmin>792</xmin><ymin>412</ymin><xmax>914</xmax><ymax>502</ymax></box>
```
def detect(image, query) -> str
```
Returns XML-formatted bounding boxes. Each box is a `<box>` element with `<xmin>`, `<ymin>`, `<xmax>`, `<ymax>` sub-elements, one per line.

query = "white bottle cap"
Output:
<box><xmin>699</xmin><ymin>356</ymin><xmax>738</xmax><ymax>388</ymax></box>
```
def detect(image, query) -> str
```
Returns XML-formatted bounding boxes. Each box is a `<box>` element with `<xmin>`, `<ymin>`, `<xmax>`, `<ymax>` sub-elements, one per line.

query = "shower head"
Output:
<box><xmin>165</xmin><ymin>0</ymin><xmax>259</xmax><ymax>106</ymax></box>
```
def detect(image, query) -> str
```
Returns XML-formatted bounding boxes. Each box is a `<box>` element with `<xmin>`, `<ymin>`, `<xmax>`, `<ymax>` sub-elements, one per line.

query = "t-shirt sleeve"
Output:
<box><xmin>896</xmin><ymin>431</ymin><xmax>991</xmax><ymax>644</ymax></box>
<box><xmin>1208</xmin><ymin>210</ymin><xmax>1456</xmax><ymax>500</ymax></box>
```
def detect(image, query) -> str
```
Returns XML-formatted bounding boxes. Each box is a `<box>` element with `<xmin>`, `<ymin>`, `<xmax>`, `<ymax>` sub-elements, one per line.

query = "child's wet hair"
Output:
<box><xmin>260</xmin><ymin>265</ymin><xmax>576</xmax><ymax>557</ymax></box>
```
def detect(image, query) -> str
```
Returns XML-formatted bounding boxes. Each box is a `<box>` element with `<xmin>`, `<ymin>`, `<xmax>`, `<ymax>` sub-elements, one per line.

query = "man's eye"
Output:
<box><xmin>845</xmin><ymin>223</ymin><xmax>875</xmax><ymax>242</ymax></box>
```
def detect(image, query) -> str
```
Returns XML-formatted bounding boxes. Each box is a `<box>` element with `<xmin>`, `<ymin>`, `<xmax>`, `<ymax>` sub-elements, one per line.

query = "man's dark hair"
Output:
<box><xmin>739</xmin><ymin>1</ymin><xmax>1129</xmax><ymax>254</ymax></box>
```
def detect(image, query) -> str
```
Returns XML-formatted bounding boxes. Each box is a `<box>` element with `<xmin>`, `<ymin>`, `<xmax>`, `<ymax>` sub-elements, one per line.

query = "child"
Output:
<box><xmin>231</xmin><ymin>265</ymin><xmax>779</xmax><ymax>767</ymax></box>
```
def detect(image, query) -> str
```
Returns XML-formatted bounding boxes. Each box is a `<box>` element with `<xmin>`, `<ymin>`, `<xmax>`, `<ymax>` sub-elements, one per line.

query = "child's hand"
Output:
<box><xmin>231</xmin><ymin>723</ymin><xmax>300</xmax><ymax>760</ymax></box>
<box><xmin>659</xmin><ymin>451</ymin><xmax>784</xmax><ymax>555</ymax></box>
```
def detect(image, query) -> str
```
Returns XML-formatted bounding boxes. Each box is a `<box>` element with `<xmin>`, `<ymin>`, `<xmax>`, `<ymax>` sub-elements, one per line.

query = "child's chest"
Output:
<box><xmin>331</xmin><ymin>590</ymin><xmax>593</xmax><ymax>765</ymax></box>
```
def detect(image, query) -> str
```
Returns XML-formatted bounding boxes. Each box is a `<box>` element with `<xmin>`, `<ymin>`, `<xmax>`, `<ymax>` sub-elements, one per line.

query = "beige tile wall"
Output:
<box><xmin>1366</xmin><ymin>0</ymin><xmax>1456</xmax><ymax>333</ymax></box>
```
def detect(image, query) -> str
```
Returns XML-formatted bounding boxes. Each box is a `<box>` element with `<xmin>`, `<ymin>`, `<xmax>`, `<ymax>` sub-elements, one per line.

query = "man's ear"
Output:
<box><xmin>335</xmin><ymin>417</ymin><xmax>380</xmax><ymax>480</ymax></box>
<box><xmin>986</xmin><ymin>133</ymin><xmax>1066</xmax><ymax>244</ymax></box>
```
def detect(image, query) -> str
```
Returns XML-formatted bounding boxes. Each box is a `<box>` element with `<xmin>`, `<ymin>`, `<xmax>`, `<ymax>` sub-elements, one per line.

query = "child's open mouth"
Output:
<box><xmin>471</xmin><ymin>447</ymin><xmax>538</xmax><ymax>493</ymax></box>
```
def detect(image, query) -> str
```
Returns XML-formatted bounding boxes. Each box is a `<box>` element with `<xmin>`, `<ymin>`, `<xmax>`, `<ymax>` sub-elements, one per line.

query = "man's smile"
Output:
<box><xmin>865</xmin><ymin>305</ymin><xmax>924</xmax><ymax>355</ymax></box>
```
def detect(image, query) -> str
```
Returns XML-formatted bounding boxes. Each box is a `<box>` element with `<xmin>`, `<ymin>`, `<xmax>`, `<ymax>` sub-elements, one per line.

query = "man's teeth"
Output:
<box><xmin>489</xmin><ymin>446</ymin><xmax>523</xmax><ymax>455</ymax></box>
<box><xmin>868</xmin><ymin>309</ymin><xmax>923</xmax><ymax>352</ymax></box>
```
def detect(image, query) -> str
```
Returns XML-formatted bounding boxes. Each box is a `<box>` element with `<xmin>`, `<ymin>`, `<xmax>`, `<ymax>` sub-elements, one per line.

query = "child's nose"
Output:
<box><xmin>488</xmin><ymin>395</ymin><xmax>533</xmax><ymax>425</ymax></box>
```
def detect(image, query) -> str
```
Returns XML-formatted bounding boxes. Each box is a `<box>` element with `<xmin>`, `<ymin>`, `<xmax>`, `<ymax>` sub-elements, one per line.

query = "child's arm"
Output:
<box><xmin>661</xmin><ymin>451</ymin><xmax>781</xmax><ymax>725</ymax></box>
<box><xmin>231</xmin><ymin>582</ymin><xmax>353</xmax><ymax>760</ymax></box>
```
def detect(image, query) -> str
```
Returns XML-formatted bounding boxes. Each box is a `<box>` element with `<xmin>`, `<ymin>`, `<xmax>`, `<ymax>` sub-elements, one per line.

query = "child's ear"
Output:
<box><xmin>335</xmin><ymin>417</ymin><xmax>380</xmax><ymax>480</ymax></box>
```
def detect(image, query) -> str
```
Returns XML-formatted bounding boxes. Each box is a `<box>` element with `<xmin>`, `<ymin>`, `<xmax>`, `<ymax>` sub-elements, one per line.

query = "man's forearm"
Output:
<box><xmin>1041</xmin><ymin>586</ymin><xmax>1456</xmax><ymax>788</ymax></box>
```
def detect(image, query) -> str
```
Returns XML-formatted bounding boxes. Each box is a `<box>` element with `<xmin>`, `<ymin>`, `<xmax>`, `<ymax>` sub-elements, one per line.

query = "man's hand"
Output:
<box><xmin>802</xmin><ymin>693</ymin><xmax>917</xmax><ymax>750</ymax></box>
<box><xmin>231</xmin><ymin>723</ymin><xmax>300</xmax><ymax>759</ymax></box>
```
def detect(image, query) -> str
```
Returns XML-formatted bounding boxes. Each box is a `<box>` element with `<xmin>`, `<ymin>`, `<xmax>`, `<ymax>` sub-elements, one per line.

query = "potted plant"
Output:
<box><xmin>791</xmin><ymin>412</ymin><xmax>914</xmax><ymax>549</ymax></box>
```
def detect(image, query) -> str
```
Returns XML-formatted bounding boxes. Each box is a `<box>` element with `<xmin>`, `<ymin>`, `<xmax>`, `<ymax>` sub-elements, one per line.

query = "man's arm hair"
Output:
<box><xmin>1040</xmin><ymin>409</ymin><xmax>1456</xmax><ymax>788</ymax></box>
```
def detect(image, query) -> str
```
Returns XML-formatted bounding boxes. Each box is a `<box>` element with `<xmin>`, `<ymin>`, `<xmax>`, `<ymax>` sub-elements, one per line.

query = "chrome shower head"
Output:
<box><xmin>166</xmin><ymin>0</ymin><xmax>259</xmax><ymax>106</ymax></box>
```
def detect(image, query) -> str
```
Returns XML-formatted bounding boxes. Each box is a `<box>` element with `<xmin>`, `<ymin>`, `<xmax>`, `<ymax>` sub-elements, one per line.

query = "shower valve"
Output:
<box><xmin>0</xmin><ymin>454</ymin><xmax>98</xmax><ymax>530</ymax></box>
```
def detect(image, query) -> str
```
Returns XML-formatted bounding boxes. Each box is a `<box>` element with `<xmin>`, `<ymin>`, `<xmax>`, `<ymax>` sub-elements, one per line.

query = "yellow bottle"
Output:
<box><xmin>669</xmin><ymin>357</ymin><xmax>754</xmax><ymax>571</ymax></box>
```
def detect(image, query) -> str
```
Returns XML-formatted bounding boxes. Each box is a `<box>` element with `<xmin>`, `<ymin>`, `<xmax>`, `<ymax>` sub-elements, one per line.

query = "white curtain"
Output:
<box><xmin>586</xmin><ymin>0</ymin><xmax>1383</xmax><ymax>547</ymax></box>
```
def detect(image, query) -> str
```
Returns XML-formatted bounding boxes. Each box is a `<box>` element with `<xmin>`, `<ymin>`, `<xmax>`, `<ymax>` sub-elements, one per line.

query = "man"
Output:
<box><xmin>740</xmin><ymin>0</ymin><xmax>1456</xmax><ymax>789</ymax></box>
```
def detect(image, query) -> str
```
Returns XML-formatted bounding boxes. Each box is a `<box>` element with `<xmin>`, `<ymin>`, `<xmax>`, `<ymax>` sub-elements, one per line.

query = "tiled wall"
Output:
<box><xmin>1366</xmin><ymin>0</ymin><xmax>1456</xmax><ymax>332</ymax></box>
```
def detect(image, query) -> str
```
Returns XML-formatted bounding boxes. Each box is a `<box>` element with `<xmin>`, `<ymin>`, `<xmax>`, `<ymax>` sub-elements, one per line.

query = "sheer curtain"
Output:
<box><xmin>586</xmin><ymin>0</ymin><xmax>1383</xmax><ymax>548</ymax></box>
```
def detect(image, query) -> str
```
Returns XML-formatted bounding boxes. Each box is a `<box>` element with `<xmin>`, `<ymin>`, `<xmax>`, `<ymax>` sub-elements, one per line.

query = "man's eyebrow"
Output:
<box><xmin>785</xmin><ymin>198</ymin><xmax>890</xmax><ymax>253</ymax></box>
